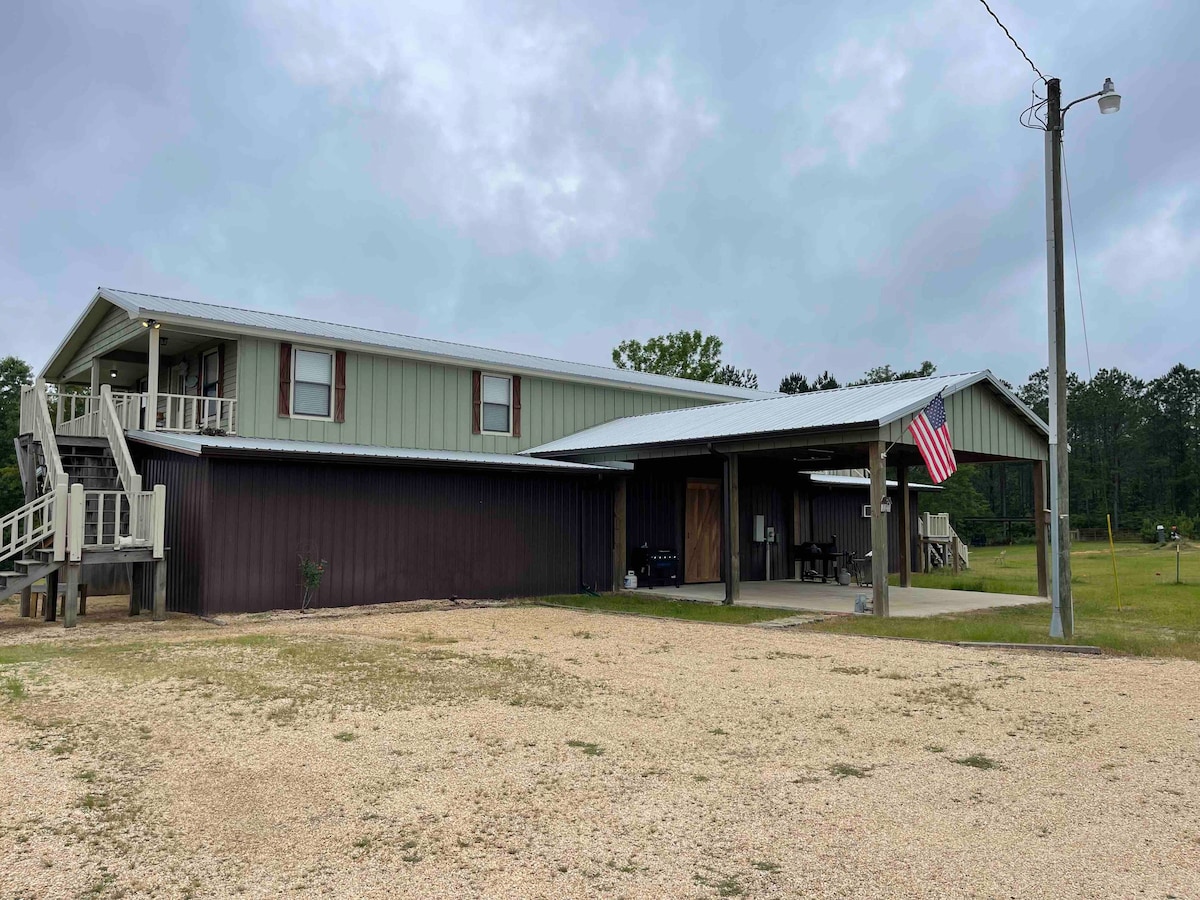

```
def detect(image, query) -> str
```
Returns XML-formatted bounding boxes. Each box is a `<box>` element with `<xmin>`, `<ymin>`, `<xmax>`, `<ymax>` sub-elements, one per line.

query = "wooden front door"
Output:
<box><xmin>685</xmin><ymin>480</ymin><xmax>722</xmax><ymax>583</ymax></box>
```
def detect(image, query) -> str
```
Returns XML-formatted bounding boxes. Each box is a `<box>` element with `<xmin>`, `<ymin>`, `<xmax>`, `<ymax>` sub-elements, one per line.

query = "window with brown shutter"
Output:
<box><xmin>278</xmin><ymin>342</ymin><xmax>292</xmax><ymax>417</ymax></box>
<box><xmin>333</xmin><ymin>350</ymin><xmax>347</xmax><ymax>423</ymax></box>
<box><xmin>512</xmin><ymin>375</ymin><xmax>522</xmax><ymax>438</ymax></box>
<box><xmin>471</xmin><ymin>370</ymin><xmax>482</xmax><ymax>434</ymax></box>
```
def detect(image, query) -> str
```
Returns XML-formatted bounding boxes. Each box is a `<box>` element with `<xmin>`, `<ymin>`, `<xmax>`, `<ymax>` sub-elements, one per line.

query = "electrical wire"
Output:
<box><xmin>976</xmin><ymin>0</ymin><xmax>1047</xmax><ymax>82</ymax></box>
<box><xmin>1060</xmin><ymin>139</ymin><xmax>1093</xmax><ymax>378</ymax></box>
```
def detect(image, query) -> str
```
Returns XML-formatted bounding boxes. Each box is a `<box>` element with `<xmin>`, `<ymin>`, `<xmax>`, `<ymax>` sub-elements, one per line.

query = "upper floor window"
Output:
<box><xmin>202</xmin><ymin>348</ymin><xmax>221</xmax><ymax>420</ymax></box>
<box><xmin>481</xmin><ymin>374</ymin><xmax>511</xmax><ymax>434</ymax></box>
<box><xmin>293</xmin><ymin>348</ymin><xmax>333</xmax><ymax>418</ymax></box>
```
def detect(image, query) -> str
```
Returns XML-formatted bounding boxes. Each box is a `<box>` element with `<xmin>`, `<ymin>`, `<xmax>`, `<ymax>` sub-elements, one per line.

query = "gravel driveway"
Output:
<box><xmin>0</xmin><ymin>599</ymin><xmax>1196</xmax><ymax>899</ymax></box>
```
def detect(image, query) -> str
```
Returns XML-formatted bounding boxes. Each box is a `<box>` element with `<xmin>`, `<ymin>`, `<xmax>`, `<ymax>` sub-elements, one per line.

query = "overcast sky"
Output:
<box><xmin>3</xmin><ymin>0</ymin><xmax>1196</xmax><ymax>390</ymax></box>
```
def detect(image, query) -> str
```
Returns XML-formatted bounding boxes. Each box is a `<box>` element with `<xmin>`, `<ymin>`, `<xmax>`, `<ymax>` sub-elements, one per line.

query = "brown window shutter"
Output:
<box><xmin>278</xmin><ymin>342</ymin><xmax>292</xmax><ymax>417</ymax></box>
<box><xmin>216</xmin><ymin>344</ymin><xmax>225</xmax><ymax>398</ymax></box>
<box><xmin>471</xmin><ymin>369</ymin><xmax>481</xmax><ymax>435</ymax></box>
<box><xmin>333</xmin><ymin>350</ymin><xmax>347</xmax><ymax>423</ymax></box>
<box><xmin>512</xmin><ymin>375</ymin><xmax>522</xmax><ymax>438</ymax></box>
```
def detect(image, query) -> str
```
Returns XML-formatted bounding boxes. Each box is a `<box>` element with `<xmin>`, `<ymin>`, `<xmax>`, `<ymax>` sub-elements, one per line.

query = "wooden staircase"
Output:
<box><xmin>6</xmin><ymin>381</ymin><xmax>168</xmax><ymax>626</ymax></box>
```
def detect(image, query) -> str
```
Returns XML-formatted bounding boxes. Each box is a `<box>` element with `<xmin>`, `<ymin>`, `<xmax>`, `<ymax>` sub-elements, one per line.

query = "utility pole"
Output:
<box><xmin>1045</xmin><ymin>78</ymin><xmax>1073</xmax><ymax>638</ymax></box>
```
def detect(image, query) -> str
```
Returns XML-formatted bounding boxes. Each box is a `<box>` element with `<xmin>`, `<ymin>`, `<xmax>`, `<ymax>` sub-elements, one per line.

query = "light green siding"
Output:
<box><xmin>235</xmin><ymin>337</ymin><xmax>710</xmax><ymax>451</ymax></box>
<box><xmin>881</xmin><ymin>382</ymin><xmax>1047</xmax><ymax>461</ymax></box>
<box><xmin>64</xmin><ymin>305</ymin><xmax>142</xmax><ymax>377</ymax></box>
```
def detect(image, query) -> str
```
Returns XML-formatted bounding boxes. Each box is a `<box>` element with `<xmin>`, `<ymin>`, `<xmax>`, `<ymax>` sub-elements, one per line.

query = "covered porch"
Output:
<box><xmin>633</xmin><ymin>579</ymin><xmax>1042</xmax><ymax>617</ymax></box>
<box><xmin>527</xmin><ymin>371</ymin><xmax>1052</xmax><ymax>617</ymax></box>
<box><xmin>40</xmin><ymin>289</ymin><xmax>239</xmax><ymax>436</ymax></box>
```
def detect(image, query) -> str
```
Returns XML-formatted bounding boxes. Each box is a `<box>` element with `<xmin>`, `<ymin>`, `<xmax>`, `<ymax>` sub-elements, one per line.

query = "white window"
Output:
<box><xmin>293</xmin><ymin>348</ymin><xmax>333</xmax><ymax>418</ymax></box>
<box><xmin>481</xmin><ymin>374</ymin><xmax>511</xmax><ymax>434</ymax></box>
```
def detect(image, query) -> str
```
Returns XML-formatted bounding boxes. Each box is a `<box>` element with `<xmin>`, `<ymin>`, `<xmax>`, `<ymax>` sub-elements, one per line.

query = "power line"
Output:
<box><xmin>976</xmin><ymin>0</ymin><xmax>1047</xmax><ymax>82</ymax></box>
<box><xmin>1061</xmin><ymin>139</ymin><xmax>1093</xmax><ymax>378</ymax></box>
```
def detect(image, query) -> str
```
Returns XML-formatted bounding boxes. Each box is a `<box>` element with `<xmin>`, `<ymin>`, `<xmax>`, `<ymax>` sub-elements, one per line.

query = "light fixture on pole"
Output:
<box><xmin>1043</xmin><ymin>77</ymin><xmax>1121</xmax><ymax>639</ymax></box>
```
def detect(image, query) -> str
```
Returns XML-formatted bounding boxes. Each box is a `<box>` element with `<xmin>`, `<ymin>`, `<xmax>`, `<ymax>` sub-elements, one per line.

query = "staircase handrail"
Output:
<box><xmin>31</xmin><ymin>380</ymin><xmax>67</xmax><ymax>486</ymax></box>
<box><xmin>0</xmin><ymin>488</ymin><xmax>65</xmax><ymax>562</ymax></box>
<box><xmin>99</xmin><ymin>385</ymin><xmax>143</xmax><ymax>495</ymax></box>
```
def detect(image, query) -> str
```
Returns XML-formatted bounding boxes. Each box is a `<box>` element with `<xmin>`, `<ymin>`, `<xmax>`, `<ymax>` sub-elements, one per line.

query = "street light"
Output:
<box><xmin>1043</xmin><ymin>76</ymin><xmax>1121</xmax><ymax>639</ymax></box>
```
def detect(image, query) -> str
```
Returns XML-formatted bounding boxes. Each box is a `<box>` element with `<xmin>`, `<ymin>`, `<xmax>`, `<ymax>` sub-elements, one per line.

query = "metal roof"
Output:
<box><xmin>525</xmin><ymin>371</ymin><xmax>1048</xmax><ymax>456</ymax></box>
<box><xmin>808</xmin><ymin>474</ymin><xmax>942</xmax><ymax>492</ymax></box>
<box><xmin>80</xmin><ymin>288</ymin><xmax>770</xmax><ymax>401</ymax></box>
<box><xmin>127</xmin><ymin>431</ymin><xmax>611</xmax><ymax>472</ymax></box>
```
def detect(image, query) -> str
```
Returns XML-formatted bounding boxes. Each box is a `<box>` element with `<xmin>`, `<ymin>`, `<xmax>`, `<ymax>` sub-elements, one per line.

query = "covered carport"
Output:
<box><xmin>526</xmin><ymin>371</ymin><xmax>1051</xmax><ymax>616</ymax></box>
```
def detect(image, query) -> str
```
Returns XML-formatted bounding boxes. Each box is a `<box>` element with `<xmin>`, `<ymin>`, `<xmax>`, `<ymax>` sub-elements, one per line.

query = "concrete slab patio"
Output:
<box><xmin>632</xmin><ymin>579</ymin><xmax>1044</xmax><ymax>617</ymax></box>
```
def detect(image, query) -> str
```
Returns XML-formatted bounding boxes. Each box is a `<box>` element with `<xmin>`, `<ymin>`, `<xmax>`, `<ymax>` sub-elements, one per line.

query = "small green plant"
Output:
<box><xmin>924</xmin><ymin>744</ymin><xmax>947</xmax><ymax>754</ymax></box>
<box><xmin>830</xmin><ymin>665</ymin><xmax>869</xmax><ymax>676</ymax></box>
<box><xmin>2</xmin><ymin>676</ymin><xmax>27</xmax><ymax>701</ymax></box>
<box><xmin>751</xmin><ymin>860</ymin><xmax>781</xmax><ymax>872</ymax></box>
<box><xmin>566</xmin><ymin>739</ymin><xmax>604</xmax><ymax>756</ymax></box>
<box><xmin>953</xmin><ymin>753</ymin><xmax>1000</xmax><ymax>770</ymax></box>
<box><xmin>298</xmin><ymin>554</ymin><xmax>328</xmax><ymax>611</ymax></box>
<box><xmin>333</xmin><ymin>731</ymin><xmax>357</xmax><ymax>743</ymax></box>
<box><xmin>708</xmin><ymin>727</ymin><xmax>729</xmax><ymax>736</ymax></box>
<box><xmin>829</xmin><ymin>763</ymin><xmax>870</xmax><ymax>779</ymax></box>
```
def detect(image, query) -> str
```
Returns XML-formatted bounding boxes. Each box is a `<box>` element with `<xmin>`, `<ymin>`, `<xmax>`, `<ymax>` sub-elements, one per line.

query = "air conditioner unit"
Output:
<box><xmin>862</xmin><ymin>505</ymin><xmax>872</xmax><ymax>518</ymax></box>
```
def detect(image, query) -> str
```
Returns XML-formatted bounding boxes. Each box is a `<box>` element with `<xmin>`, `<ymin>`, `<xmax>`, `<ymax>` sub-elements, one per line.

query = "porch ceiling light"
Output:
<box><xmin>142</xmin><ymin>318</ymin><xmax>161</xmax><ymax>329</ymax></box>
<box><xmin>109</xmin><ymin>368</ymin><xmax>118</xmax><ymax>379</ymax></box>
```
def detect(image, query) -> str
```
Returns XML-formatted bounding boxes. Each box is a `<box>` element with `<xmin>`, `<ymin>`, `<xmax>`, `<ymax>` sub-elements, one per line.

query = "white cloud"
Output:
<box><xmin>1097</xmin><ymin>192</ymin><xmax>1200</xmax><ymax>294</ymax></box>
<box><xmin>820</xmin><ymin>38</ymin><xmax>911</xmax><ymax>168</ymax></box>
<box><xmin>249</xmin><ymin>0</ymin><xmax>716</xmax><ymax>255</ymax></box>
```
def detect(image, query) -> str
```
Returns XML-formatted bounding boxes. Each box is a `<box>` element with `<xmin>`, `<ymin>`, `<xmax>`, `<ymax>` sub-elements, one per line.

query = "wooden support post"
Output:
<box><xmin>19</xmin><ymin>586</ymin><xmax>31</xmax><ymax>618</ymax></box>
<box><xmin>722</xmin><ymin>453</ymin><xmax>740</xmax><ymax>605</ymax></box>
<box><xmin>952</xmin><ymin>534</ymin><xmax>961</xmax><ymax>575</ymax></box>
<box><xmin>611</xmin><ymin>477</ymin><xmax>627</xmax><ymax>592</ymax></box>
<box><xmin>43</xmin><ymin>569</ymin><xmax>59</xmax><ymax>623</ymax></box>
<box><xmin>90</xmin><ymin>359</ymin><xmax>102</xmax><ymax>397</ymax></box>
<box><xmin>153</xmin><ymin>559</ymin><xmax>167</xmax><ymax>621</ymax></box>
<box><xmin>898</xmin><ymin>464</ymin><xmax>912</xmax><ymax>588</ymax></box>
<box><xmin>79</xmin><ymin>583</ymin><xmax>88</xmax><ymax>616</ymax></box>
<box><xmin>869</xmin><ymin>441</ymin><xmax>889</xmax><ymax>616</ymax></box>
<box><xmin>1033</xmin><ymin>458</ymin><xmax>1049</xmax><ymax>598</ymax></box>
<box><xmin>63</xmin><ymin>562</ymin><xmax>81</xmax><ymax>629</ymax></box>
<box><xmin>147</xmin><ymin>323</ymin><xmax>160</xmax><ymax>431</ymax></box>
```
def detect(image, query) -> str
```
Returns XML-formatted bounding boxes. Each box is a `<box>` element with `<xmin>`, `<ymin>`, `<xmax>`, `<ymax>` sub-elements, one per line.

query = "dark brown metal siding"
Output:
<box><xmin>626</xmin><ymin>471</ymin><xmax>684</xmax><ymax>560</ymax></box>
<box><xmin>200</xmin><ymin>458</ymin><xmax>610</xmax><ymax>614</ymax></box>
<box><xmin>580</xmin><ymin>480</ymin><xmax>614</xmax><ymax>592</ymax></box>
<box><xmin>130</xmin><ymin>448</ymin><xmax>209</xmax><ymax>615</ymax></box>
<box><xmin>738</xmin><ymin>478</ymin><xmax>789</xmax><ymax>581</ymax></box>
<box><xmin>809</xmin><ymin>487</ymin><xmax>917</xmax><ymax>573</ymax></box>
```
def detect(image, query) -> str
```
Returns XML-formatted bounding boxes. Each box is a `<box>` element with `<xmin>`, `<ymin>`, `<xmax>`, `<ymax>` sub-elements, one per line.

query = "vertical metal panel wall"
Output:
<box><xmin>200</xmin><ymin>457</ymin><xmax>611</xmax><ymax>614</ymax></box>
<box><xmin>809</xmin><ymin>487</ymin><xmax>916</xmax><ymax>573</ymax></box>
<box><xmin>130</xmin><ymin>448</ymin><xmax>210</xmax><ymax>615</ymax></box>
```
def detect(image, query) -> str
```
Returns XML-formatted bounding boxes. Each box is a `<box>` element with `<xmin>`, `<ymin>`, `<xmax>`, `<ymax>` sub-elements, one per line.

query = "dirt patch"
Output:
<box><xmin>0</xmin><ymin>598</ymin><xmax>1197</xmax><ymax>898</ymax></box>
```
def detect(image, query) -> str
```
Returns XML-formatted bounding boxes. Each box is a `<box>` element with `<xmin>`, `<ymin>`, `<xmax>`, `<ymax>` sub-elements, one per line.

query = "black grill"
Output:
<box><xmin>797</xmin><ymin>536</ymin><xmax>841</xmax><ymax>583</ymax></box>
<box><xmin>632</xmin><ymin>548</ymin><xmax>680</xmax><ymax>588</ymax></box>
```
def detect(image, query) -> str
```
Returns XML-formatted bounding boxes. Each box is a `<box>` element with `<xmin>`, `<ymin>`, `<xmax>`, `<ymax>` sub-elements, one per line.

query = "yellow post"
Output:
<box><xmin>1106</xmin><ymin>514</ymin><xmax>1122</xmax><ymax>612</ymax></box>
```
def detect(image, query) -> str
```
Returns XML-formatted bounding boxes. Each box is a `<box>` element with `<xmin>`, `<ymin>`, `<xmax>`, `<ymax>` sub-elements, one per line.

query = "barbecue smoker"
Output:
<box><xmin>632</xmin><ymin>547</ymin><xmax>680</xmax><ymax>588</ymax></box>
<box><xmin>797</xmin><ymin>535</ymin><xmax>840</xmax><ymax>583</ymax></box>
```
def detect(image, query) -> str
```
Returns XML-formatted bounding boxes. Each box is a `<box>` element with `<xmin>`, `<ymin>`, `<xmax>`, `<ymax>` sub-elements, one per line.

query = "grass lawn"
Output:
<box><xmin>534</xmin><ymin>592</ymin><xmax>795</xmax><ymax>625</ymax></box>
<box><xmin>802</xmin><ymin>541</ymin><xmax>1200</xmax><ymax>660</ymax></box>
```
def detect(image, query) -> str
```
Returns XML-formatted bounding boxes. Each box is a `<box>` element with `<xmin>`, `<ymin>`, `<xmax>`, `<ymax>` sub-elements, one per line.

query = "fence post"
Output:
<box><xmin>152</xmin><ymin>484</ymin><xmax>166</xmax><ymax>559</ymax></box>
<box><xmin>52</xmin><ymin>476</ymin><xmax>68</xmax><ymax>562</ymax></box>
<box><xmin>69</xmin><ymin>483</ymin><xmax>85</xmax><ymax>562</ymax></box>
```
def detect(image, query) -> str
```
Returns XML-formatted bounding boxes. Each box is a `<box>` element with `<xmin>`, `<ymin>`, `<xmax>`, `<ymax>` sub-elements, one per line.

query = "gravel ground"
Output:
<box><xmin>0</xmin><ymin>597</ymin><xmax>1197</xmax><ymax>899</ymax></box>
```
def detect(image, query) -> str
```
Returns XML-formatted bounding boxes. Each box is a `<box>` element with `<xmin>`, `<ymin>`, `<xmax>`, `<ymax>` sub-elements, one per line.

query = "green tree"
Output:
<box><xmin>612</xmin><ymin>330</ymin><xmax>724</xmax><ymax>381</ymax></box>
<box><xmin>0</xmin><ymin>357</ymin><xmax>33</xmax><ymax>515</ymax></box>
<box><xmin>849</xmin><ymin>360</ymin><xmax>936</xmax><ymax>386</ymax></box>
<box><xmin>712</xmin><ymin>364</ymin><xmax>758</xmax><ymax>390</ymax></box>
<box><xmin>779</xmin><ymin>370</ymin><xmax>840</xmax><ymax>394</ymax></box>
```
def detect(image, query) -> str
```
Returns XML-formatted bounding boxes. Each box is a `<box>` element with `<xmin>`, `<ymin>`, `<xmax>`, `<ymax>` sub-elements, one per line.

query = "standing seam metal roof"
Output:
<box><xmin>127</xmin><ymin>431</ymin><xmax>612</xmax><ymax>471</ymax></box>
<box><xmin>92</xmin><ymin>288</ymin><xmax>772</xmax><ymax>401</ymax></box>
<box><xmin>524</xmin><ymin>371</ymin><xmax>1048</xmax><ymax>455</ymax></box>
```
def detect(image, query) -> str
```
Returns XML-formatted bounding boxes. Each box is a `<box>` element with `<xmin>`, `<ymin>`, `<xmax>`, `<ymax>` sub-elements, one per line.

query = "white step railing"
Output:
<box><xmin>0</xmin><ymin>487</ymin><xmax>65</xmax><ymax>562</ymax></box>
<box><xmin>99</xmin><ymin>386</ymin><xmax>142</xmax><ymax>495</ymax></box>
<box><xmin>68</xmin><ymin>485</ymin><xmax>164</xmax><ymax>557</ymax></box>
<box><xmin>156</xmin><ymin>393</ymin><xmax>237</xmax><ymax>433</ymax></box>
<box><xmin>56</xmin><ymin>392</ymin><xmax>142</xmax><ymax>437</ymax></box>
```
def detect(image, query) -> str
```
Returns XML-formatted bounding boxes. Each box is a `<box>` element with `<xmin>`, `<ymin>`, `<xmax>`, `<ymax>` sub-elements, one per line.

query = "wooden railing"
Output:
<box><xmin>156</xmin><ymin>393</ymin><xmax>237</xmax><ymax>433</ymax></box>
<box><xmin>18</xmin><ymin>381</ymin><xmax>68</xmax><ymax>561</ymax></box>
<box><xmin>99</xmin><ymin>386</ymin><xmax>142</xmax><ymax>495</ymax></box>
<box><xmin>0</xmin><ymin>488</ymin><xmax>63</xmax><ymax>562</ymax></box>
<box><xmin>69</xmin><ymin>485</ymin><xmax>164</xmax><ymax>557</ymax></box>
<box><xmin>56</xmin><ymin>392</ymin><xmax>142</xmax><ymax>437</ymax></box>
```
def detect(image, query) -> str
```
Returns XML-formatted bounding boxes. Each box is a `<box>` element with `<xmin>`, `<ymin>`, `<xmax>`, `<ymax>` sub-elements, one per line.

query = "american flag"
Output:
<box><xmin>908</xmin><ymin>391</ymin><xmax>957</xmax><ymax>483</ymax></box>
